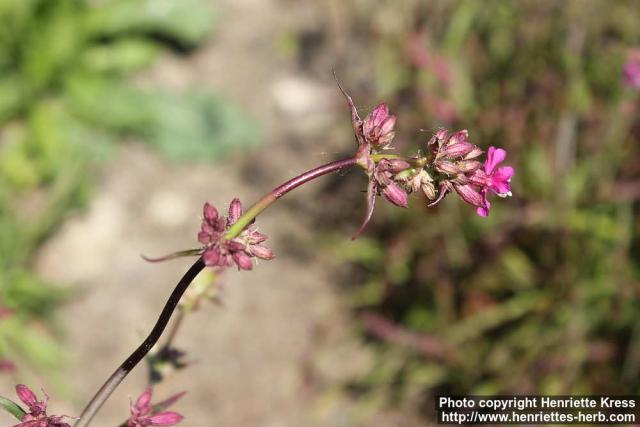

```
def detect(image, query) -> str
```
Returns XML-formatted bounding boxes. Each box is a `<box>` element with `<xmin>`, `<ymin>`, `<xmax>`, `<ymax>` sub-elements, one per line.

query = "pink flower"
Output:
<box><xmin>470</xmin><ymin>146</ymin><xmax>515</xmax><ymax>217</ymax></box>
<box><xmin>16</xmin><ymin>385</ymin><xmax>47</xmax><ymax>418</ymax></box>
<box><xmin>128</xmin><ymin>387</ymin><xmax>185</xmax><ymax>427</ymax></box>
<box><xmin>0</xmin><ymin>358</ymin><xmax>16</xmax><ymax>373</ymax></box>
<box><xmin>623</xmin><ymin>50</ymin><xmax>640</xmax><ymax>88</ymax></box>
<box><xmin>11</xmin><ymin>385</ymin><xmax>72</xmax><ymax>427</ymax></box>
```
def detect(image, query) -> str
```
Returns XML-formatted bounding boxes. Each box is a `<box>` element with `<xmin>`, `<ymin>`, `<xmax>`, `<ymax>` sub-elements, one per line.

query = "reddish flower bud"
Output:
<box><xmin>362</xmin><ymin>103</ymin><xmax>397</xmax><ymax>149</ymax></box>
<box><xmin>456</xmin><ymin>160</ymin><xmax>482</xmax><ymax>173</ymax></box>
<box><xmin>203</xmin><ymin>247</ymin><xmax>221</xmax><ymax>266</ymax></box>
<box><xmin>227</xmin><ymin>198</ymin><xmax>243</xmax><ymax>226</ymax></box>
<box><xmin>453</xmin><ymin>183</ymin><xmax>485</xmax><ymax>208</ymax></box>
<box><xmin>385</xmin><ymin>159</ymin><xmax>411</xmax><ymax>173</ymax></box>
<box><xmin>435</xmin><ymin>161</ymin><xmax>460</xmax><ymax>175</ymax></box>
<box><xmin>250</xmin><ymin>245</ymin><xmax>275</xmax><ymax>260</ymax></box>
<box><xmin>382</xmin><ymin>182</ymin><xmax>409</xmax><ymax>208</ymax></box>
<box><xmin>440</xmin><ymin>142</ymin><xmax>476</xmax><ymax>158</ymax></box>
<box><xmin>202</xmin><ymin>203</ymin><xmax>218</xmax><ymax>224</ymax></box>
<box><xmin>232</xmin><ymin>251</ymin><xmax>253</xmax><ymax>270</ymax></box>
<box><xmin>16</xmin><ymin>384</ymin><xmax>39</xmax><ymax>409</ymax></box>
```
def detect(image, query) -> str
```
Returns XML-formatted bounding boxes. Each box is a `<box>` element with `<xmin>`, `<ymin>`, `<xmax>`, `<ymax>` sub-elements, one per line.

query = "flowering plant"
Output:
<box><xmin>1</xmin><ymin>80</ymin><xmax>513</xmax><ymax>426</ymax></box>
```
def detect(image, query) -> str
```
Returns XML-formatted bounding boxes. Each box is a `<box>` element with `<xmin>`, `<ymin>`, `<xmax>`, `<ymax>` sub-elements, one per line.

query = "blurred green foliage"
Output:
<box><xmin>330</xmin><ymin>0</ymin><xmax>640</xmax><ymax>416</ymax></box>
<box><xmin>0</xmin><ymin>0</ymin><xmax>257</xmax><ymax>376</ymax></box>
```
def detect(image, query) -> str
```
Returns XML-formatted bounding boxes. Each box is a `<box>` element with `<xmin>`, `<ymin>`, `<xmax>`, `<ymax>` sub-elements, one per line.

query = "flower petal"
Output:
<box><xmin>135</xmin><ymin>388</ymin><xmax>153</xmax><ymax>416</ymax></box>
<box><xmin>146</xmin><ymin>411</ymin><xmax>184</xmax><ymax>426</ymax></box>
<box><xmin>484</xmin><ymin>147</ymin><xmax>506</xmax><ymax>174</ymax></box>
<box><xmin>15</xmin><ymin>386</ymin><xmax>37</xmax><ymax>408</ymax></box>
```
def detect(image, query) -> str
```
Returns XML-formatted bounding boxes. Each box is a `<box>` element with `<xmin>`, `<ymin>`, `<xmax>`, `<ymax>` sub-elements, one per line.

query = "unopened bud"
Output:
<box><xmin>232</xmin><ymin>251</ymin><xmax>253</xmax><ymax>270</ymax></box>
<box><xmin>435</xmin><ymin>160</ymin><xmax>461</xmax><ymax>175</ymax></box>
<box><xmin>251</xmin><ymin>245</ymin><xmax>275</xmax><ymax>260</ymax></box>
<box><xmin>382</xmin><ymin>181</ymin><xmax>408</xmax><ymax>207</ymax></box>
<box><xmin>228</xmin><ymin>198</ymin><xmax>243</xmax><ymax>225</ymax></box>
<box><xmin>456</xmin><ymin>160</ymin><xmax>482</xmax><ymax>173</ymax></box>
<box><xmin>453</xmin><ymin>183</ymin><xmax>484</xmax><ymax>207</ymax></box>
<box><xmin>203</xmin><ymin>203</ymin><xmax>218</xmax><ymax>223</ymax></box>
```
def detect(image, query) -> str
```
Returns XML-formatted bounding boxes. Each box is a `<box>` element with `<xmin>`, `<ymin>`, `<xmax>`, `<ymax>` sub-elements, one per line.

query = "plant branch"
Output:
<box><xmin>75</xmin><ymin>156</ymin><xmax>359</xmax><ymax>427</ymax></box>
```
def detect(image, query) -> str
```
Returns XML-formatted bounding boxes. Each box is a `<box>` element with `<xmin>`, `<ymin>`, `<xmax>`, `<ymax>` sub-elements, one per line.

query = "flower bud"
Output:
<box><xmin>435</xmin><ymin>161</ymin><xmax>461</xmax><ymax>175</ymax></box>
<box><xmin>382</xmin><ymin>181</ymin><xmax>408</xmax><ymax>207</ymax></box>
<box><xmin>385</xmin><ymin>159</ymin><xmax>411</xmax><ymax>173</ymax></box>
<box><xmin>464</xmin><ymin>146</ymin><xmax>483</xmax><ymax>159</ymax></box>
<box><xmin>453</xmin><ymin>183</ymin><xmax>484</xmax><ymax>208</ymax></box>
<box><xmin>227</xmin><ymin>198</ymin><xmax>243</xmax><ymax>226</ymax></box>
<box><xmin>203</xmin><ymin>203</ymin><xmax>218</xmax><ymax>224</ymax></box>
<box><xmin>251</xmin><ymin>244</ymin><xmax>275</xmax><ymax>260</ymax></box>
<box><xmin>232</xmin><ymin>251</ymin><xmax>254</xmax><ymax>270</ymax></box>
<box><xmin>440</xmin><ymin>142</ymin><xmax>477</xmax><ymax>158</ymax></box>
<box><xmin>446</xmin><ymin>129</ymin><xmax>469</xmax><ymax>146</ymax></box>
<box><xmin>363</xmin><ymin>103</ymin><xmax>397</xmax><ymax>148</ymax></box>
<box><xmin>456</xmin><ymin>160</ymin><xmax>482</xmax><ymax>173</ymax></box>
<box><xmin>203</xmin><ymin>247</ymin><xmax>221</xmax><ymax>266</ymax></box>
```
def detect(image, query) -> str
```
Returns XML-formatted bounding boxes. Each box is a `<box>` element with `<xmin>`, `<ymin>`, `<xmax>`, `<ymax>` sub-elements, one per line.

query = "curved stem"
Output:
<box><xmin>75</xmin><ymin>156</ymin><xmax>358</xmax><ymax>427</ymax></box>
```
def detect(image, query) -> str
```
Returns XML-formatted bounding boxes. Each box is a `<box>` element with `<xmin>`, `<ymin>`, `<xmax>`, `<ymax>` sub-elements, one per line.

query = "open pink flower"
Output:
<box><xmin>470</xmin><ymin>146</ymin><xmax>515</xmax><ymax>217</ymax></box>
<box><xmin>128</xmin><ymin>387</ymin><xmax>185</xmax><ymax>427</ymax></box>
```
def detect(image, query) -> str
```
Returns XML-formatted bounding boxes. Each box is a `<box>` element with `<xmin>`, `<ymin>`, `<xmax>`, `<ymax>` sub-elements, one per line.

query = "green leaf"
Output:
<box><xmin>87</xmin><ymin>0</ymin><xmax>215</xmax><ymax>47</ymax></box>
<box><xmin>146</xmin><ymin>93</ymin><xmax>259</xmax><ymax>161</ymax></box>
<box><xmin>0</xmin><ymin>396</ymin><xmax>26</xmax><ymax>421</ymax></box>
<box><xmin>80</xmin><ymin>38</ymin><xmax>161</xmax><ymax>74</ymax></box>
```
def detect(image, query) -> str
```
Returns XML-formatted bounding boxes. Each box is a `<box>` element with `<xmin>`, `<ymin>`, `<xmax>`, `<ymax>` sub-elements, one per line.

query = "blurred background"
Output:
<box><xmin>1</xmin><ymin>0</ymin><xmax>640</xmax><ymax>425</ymax></box>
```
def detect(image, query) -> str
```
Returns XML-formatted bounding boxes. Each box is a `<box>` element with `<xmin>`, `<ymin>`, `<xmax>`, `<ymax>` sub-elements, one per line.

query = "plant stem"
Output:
<box><xmin>75</xmin><ymin>156</ymin><xmax>358</xmax><ymax>427</ymax></box>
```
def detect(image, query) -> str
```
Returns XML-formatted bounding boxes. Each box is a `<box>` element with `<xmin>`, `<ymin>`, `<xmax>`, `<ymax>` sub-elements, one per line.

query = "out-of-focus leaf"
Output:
<box><xmin>80</xmin><ymin>38</ymin><xmax>161</xmax><ymax>74</ymax></box>
<box><xmin>147</xmin><ymin>93</ymin><xmax>259</xmax><ymax>161</ymax></box>
<box><xmin>20</xmin><ymin>0</ymin><xmax>84</xmax><ymax>90</ymax></box>
<box><xmin>87</xmin><ymin>0</ymin><xmax>215</xmax><ymax>47</ymax></box>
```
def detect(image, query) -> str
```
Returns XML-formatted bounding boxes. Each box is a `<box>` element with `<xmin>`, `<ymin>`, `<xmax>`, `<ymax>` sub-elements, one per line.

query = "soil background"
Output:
<box><xmin>2</xmin><ymin>0</ymin><xmax>423</xmax><ymax>426</ymax></box>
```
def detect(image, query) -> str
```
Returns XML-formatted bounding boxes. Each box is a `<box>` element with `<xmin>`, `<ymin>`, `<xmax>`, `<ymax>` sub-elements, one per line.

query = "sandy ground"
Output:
<box><xmin>1</xmin><ymin>0</ymin><xmax>425</xmax><ymax>426</ymax></box>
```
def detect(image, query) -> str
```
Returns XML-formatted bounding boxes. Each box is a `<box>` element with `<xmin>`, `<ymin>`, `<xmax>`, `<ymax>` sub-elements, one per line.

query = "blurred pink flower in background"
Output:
<box><xmin>623</xmin><ymin>49</ymin><xmax>640</xmax><ymax>88</ymax></box>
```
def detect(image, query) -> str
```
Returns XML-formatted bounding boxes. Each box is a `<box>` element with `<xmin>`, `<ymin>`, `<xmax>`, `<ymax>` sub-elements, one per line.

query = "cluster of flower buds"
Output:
<box><xmin>127</xmin><ymin>387</ymin><xmax>184</xmax><ymax>427</ymax></box>
<box><xmin>362</xmin><ymin>104</ymin><xmax>396</xmax><ymax>150</ymax></box>
<box><xmin>198</xmin><ymin>198</ymin><xmax>274</xmax><ymax>271</ymax></box>
<box><xmin>12</xmin><ymin>384</ymin><xmax>72</xmax><ymax>427</ymax></box>
<box><xmin>336</xmin><ymin>78</ymin><xmax>514</xmax><ymax>232</ymax></box>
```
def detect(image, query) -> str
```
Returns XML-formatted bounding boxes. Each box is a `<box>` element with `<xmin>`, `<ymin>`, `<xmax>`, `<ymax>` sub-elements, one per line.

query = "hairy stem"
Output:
<box><xmin>75</xmin><ymin>156</ymin><xmax>358</xmax><ymax>427</ymax></box>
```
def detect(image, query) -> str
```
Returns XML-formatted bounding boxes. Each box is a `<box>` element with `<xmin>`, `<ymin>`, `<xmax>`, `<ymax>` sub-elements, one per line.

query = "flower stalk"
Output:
<box><xmin>74</xmin><ymin>156</ymin><xmax>359</xmax><ymax>427</ymax></box>
<box><xmin>74</xmin><ymin>80</ymin><xmax>514</xmax><ymax>427</ymax></box>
